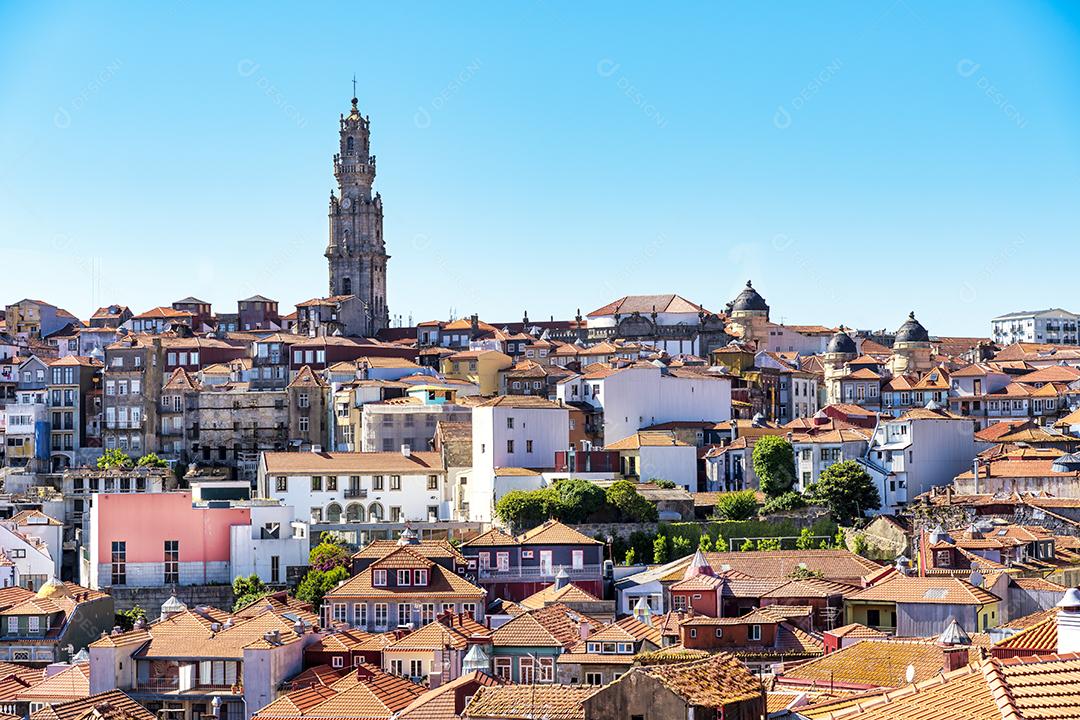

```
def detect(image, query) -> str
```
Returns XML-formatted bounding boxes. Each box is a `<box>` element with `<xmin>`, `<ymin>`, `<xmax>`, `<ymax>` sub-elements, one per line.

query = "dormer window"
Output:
<box><xmin>397</xmin><ymin>569</ymin><xmax>411</xmax><ymax>586</ymax></box>
<box><xmin>414</xmin><ymin>569</ymin><xmax>428</xmax><ymax>586</ymax></box>
<box><xmin>587</xmin><ymin>642</ymin><xmax>600</xmax><ymax>653</ymax></box>
<box><xmin>617</xmin><ymin>642</ymin><xmax>633</xmax><ymax>653</ymax></box>
<box><xmin>373</xmin><ymin>569</ymin><xmax>387</xmax><ymax>586</ymax></box>
<box><xmin>749</xmin><ymin>624</ymin><xmax>761</xmax><ymax>641</ymax></box>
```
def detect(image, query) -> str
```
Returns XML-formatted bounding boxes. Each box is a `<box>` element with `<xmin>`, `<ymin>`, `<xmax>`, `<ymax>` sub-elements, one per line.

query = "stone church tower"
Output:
<box><xmin>326</xmin><ymin>96</ymin><xmax>389</xmax><ymax>335</ymax></box>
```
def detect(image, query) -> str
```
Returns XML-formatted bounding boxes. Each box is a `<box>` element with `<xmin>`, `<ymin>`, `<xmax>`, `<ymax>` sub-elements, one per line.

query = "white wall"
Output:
<box><xmin>638</xmin><ymin>445</ymin><xmax>698</xmax><ymax>491</ymax></box>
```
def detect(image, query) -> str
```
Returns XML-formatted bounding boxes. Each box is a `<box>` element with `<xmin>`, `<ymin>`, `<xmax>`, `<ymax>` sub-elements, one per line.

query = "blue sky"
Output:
<box><xmin>1</xmin><ymin>2</ymin><xmax>1078</xmax><ymax>336</ymax></box>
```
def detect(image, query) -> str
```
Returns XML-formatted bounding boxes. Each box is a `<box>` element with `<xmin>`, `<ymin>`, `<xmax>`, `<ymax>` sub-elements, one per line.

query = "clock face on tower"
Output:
<box><xmin>341</xmin><ymin>197</ymin><xmax>352</xmax><ymax>210</ymax></box>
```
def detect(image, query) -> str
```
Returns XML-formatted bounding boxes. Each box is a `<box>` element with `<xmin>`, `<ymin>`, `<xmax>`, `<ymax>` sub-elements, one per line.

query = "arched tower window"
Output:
<box><xmin>346</xmin><ymin>136</ymin><xmax>354</xmax><ymax>153</ymax></box>
<box><xmin>342</xmin><ymin>277</ymin><xmax>352</xmax><ymax>295</ymax></box>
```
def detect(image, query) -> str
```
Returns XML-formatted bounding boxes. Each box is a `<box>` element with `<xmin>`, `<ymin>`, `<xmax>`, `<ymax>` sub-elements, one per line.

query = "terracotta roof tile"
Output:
<box><xmin>464</xmin><ymin>685</ymin><xmax>596</xmax><ymax>720</ymax></box>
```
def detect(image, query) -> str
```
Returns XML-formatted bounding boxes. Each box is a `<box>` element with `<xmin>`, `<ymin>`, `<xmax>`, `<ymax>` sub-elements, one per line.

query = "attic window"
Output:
<box><xmin>923</xmin><ymin>588</ymin><xmax>948</xmax><ymax>600</ymax></box>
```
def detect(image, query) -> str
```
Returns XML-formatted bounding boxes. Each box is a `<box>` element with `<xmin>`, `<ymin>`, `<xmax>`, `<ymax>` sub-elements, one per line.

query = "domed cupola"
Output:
<box><xmin>895</xmin><ymin>312</ymin><xmax>930</xmax><ymax>344</ymax></box>
<box><xmin>826</xmin><ymin>327</ymin><xmax>858</xmax><ymax>356</ymax></box>
<box><xmin>729</xmin><ymin>281</ymin><xmax>769</xmax><ymax>314</ymax></box>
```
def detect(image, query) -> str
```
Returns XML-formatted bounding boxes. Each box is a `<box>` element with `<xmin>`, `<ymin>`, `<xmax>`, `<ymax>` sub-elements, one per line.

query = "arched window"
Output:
<box><xmin>346</xmin><ymin>136</ymin><xmax>354</xmax><ymax>153</ymax></box>
<box><xmin>342</xmin><ymin>277</ymin><xmax>352</xmax><ymax>295</ymax></box>
<box><xmin>346</xmin><ymin>503</ymin><xmax>365</xmax><ymax>522</ymax></box>
<box><xmin>326</xmin><ymin>503</ymin><xmax>342</xmax><ymax>523</ymax></box>
<box><xmin>369</xmin><ymin>502</ymin><xmax>384</xmax><ymax>522</ymax></box>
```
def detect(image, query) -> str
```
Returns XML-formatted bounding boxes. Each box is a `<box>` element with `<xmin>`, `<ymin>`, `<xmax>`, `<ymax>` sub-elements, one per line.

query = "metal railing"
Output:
<box><xmin>476</xmin><ymin>564</ymin><xmax>602</xmax><ymax>580</ymax></box>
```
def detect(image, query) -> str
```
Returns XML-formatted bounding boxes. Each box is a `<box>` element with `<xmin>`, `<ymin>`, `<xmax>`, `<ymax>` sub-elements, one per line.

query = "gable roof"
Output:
<box><xmin>587</xmin><ymin>294</ymin><xmax>708</xmax><ymax>318</ymax></box>
<box><xmin>847</xmin><ymin>576</ymin><xmax>999</xmax><ymax>605</ymax></box>
<box><xmin>634</xmin><ymin>652</ymin><xmax>762</xmax><ymax>708</ymax></box>
<box><xmin>30</xmin><ymin>690</ymin><xmax>156</xmax><ymax>720</ymax></box>
<box><xmin>516</xmin><ymin>520</ymin><xmax>603</xmax><ymax>546</ymax></box>
<box><xmin>464</xmin><ymin>685</ymin><xmax>596</xmax><ymax>720</ymax></box>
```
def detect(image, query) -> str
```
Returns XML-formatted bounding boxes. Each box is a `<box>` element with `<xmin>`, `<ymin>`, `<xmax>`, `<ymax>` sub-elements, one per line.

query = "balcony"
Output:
<box><xmin>344</xmin><ymin>488</ymin><xmax>368</xmax><ymax>498</ymax></box>
<box><xmin>476</xmin><ymin>564</ymin><xmax>602</xmax><ymax>581</ymax></box>
<box><xmin>554</xmin><ymin>451</ymin><xmax>620</xmax><ymax>474</ymax></box>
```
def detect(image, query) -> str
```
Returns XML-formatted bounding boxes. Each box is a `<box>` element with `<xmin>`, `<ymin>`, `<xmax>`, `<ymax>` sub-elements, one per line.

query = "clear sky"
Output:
<box><xmin>1</xmin><ymin>2</ymin><xmax>1078</xmax><ymax>336</ymax></box>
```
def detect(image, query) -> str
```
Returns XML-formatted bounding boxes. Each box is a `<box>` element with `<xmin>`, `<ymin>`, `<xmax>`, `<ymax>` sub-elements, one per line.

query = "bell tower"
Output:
<box><xmin>326</xmin><ymin>93</ymin><xmax>389</xmax><ymax>336</ymax></box>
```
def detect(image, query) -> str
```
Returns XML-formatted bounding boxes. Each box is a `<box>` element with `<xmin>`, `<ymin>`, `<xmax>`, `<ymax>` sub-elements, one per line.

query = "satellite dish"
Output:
<box><xmin>905</xmin><ymin>664</ymin><xmax>916</xmax><ymax>684</ymax></box>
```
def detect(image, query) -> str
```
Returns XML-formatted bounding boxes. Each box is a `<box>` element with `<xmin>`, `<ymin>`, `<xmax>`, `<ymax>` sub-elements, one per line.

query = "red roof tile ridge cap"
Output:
<box><xmin>978</xmin><ymin>656</ymin><xmax>1020</xmax><ymax>720</ymax></box>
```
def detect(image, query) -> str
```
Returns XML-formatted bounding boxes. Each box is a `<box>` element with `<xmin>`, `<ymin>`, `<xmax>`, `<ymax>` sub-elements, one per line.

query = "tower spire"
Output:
<box><xmin>351</xmin><ymin>73</ymin><xmax>357</xmax><ymax>102</ymax></box>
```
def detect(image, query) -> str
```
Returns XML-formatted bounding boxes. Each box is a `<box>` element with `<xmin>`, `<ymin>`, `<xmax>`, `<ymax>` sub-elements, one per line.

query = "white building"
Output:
<box><xmin>604</xmin><ymin>430</ymin><xmax>698</xmax><ymax>491</ymax></box>
<box><xmin>992</xmin><ymin>309</ymin><xmax>1080</xmax><ymax>346</ymax></box>
<box><xmin>556</xmin><ymin>364</ymin><xmax>731</xmax><ymax>447</ymax></box>
<box><xmin>257</xmin><ymin>448</ymin><xmax>450</xmax><ymax>525</ymax></box>
<box><xmin>229</xmin><ymin>504</ymin><xmax>309</xmax><ymax>584</ymax></box>
<box><xmin>466</xmin><ymin>396</ymin><xmax>570</xmax><ymax>522</ymax></box>
<box><xmin>585</xmin><ymin>294</ymin><xmax>714</xmax><ymax>356</ymax></box>
<box><xmin>763</xmin><ymin>324</ymin><xmax>835</xmax><ymax>355</ymax></box>
<box><xmin>859</xmin><ymin>405</ymin><xmax>976</xmax><ymax>512</ymax></box>
<box><xmin>791</xmin><ymin>428</ymin><xmax>872</xmax><ymax>491</ymax></box>
<box><xmin>0</xmin><ymin>515</ymin><xmax>57</xmax><ymax>589</ymax></box>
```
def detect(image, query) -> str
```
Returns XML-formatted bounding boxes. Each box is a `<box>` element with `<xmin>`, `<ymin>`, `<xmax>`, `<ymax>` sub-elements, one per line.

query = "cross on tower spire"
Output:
<box><xmin>351</xmin><ymin>73</ymin><xmax>357</xmax><ymax>101</ymax></box>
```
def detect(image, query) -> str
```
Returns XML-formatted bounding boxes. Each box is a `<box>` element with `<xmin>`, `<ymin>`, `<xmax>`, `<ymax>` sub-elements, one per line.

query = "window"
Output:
<box><xmin>7</xmin><ymin>617</ymin><xmax>17</xmax><ymax>634</ymax></box>
<box><xmin>526</xmin><ymin>440</ymin><xmax>533</xmax><ymax>453</ymax></box>
<box><xmin>519</xmin><ymin>656</ymin><xmax>534</xmax><ymax>684</ymax></box>
<box><xmin>373</xmin><ymin>475</ymin><xmax>384</xmax><ymax>490</ymax></box>
<box><xmin>420</xmin><ymin>603</ymin><xmax>435</xmax><ymax>625</ymax></box>
<box><xmin>390</xmin><ymin>475</ymin><xmax>401</xmax><ymax>490</ymax></box>
<box><xmin>275</xmin><ymin>476</ymin><xmax>288</xmax><ymax>492</ymax></box>
<box><xmin>672</xmin><ymin>595</ymin><xmax>687</xmax><ymax>611</ymax></box>
<box><xmin>507</xmin><ymin>439</ymin><xmax>514</xmax><ymax>453</ymax></box>
<box><xmin>298</xmin><ymin>393</ymin><xmax>310</xmax><ymax>408</ymax></box>
<box><xmin>326</xmin><ymin>476</ymin><xmax>337</xmax><ymax>491</ymax></box>
<box><xmin>398</xmin><ymin>604</ymin><xmax>411</xmax><ymax>626</ymax></box>
<box><xmin>494</xmin><ymin>658</ymin><xmax>512</xmax><ymax>680</ymax></box>
<box><xmin>462</xmin><ymin>603</ymin><xmax>477</xmax><ymax>617</ymax></box>
<box><xmin>390</xmin><ymin>506</ymin><xmax>402</xmax><ymax>522</ymax></box>
<box><xmin>538</xmin><ymin>657</ymin><xmax>554</xmax><ymax>682</ymax></box>
<box><xmin>299</xmin><ymin>416</ymin><xmax>309</xmax><ymax>432</ymax></box>
<box><xmin>507</xmin><ymin>417</ymin><xmax>515</xmax><ymax>429</ymax></box>
<box><xmin>374</xmin><ymin>603</ymin><xmax>388</xmax><ymax>627</ymax></box>
<box><xmin>331</xmin><ymin>655</ymin><xmax>343</xmax><ymax>668</ymax></box>
<box><xmin>497</xmin><ymin>552</ymin><xmax>510</xmax><ymax>571</ymax></box>
<box><xmin>111</xmin><ymin>541</ymin><xmax>127</xmax><ymax>585</ymax></box>
<box><xmin>332</xmin><ymin>604</ymin><xmax>347</xmax><ymax>623</ymax></box>
<box><xmin>427</xmin><ymin>475</ymin><xmax>438</xmax><ymax>490</ymax></box>
<box><xmin>585</xmin><ymin>672</ymin><xmax>603</xmax><ymax>685</ymax></box>
<box><xmin>413</xmin><ymin>569</ymin><xmax>428</xmax><ymax>586</ymax></box>
<box><xmin>373</xmin><ymin>569</ymin><xmax>388</xmax><ymax>586</ymax></box>
<box><xmin>572</xmin><ymin>550</ymin><xmax>584</xmax><ymax>570</ymax></box>
<box><xmin>748</xmin><ymin>624</ymin><xmax>761</xmax><ymax>641</ymax></box>
<box><xmin>271</xmin><ymin>555</ymin><xmax>280</xmax><ymax>584</ymax></box>
<box><xmin>715</xmin><ymin>627</ymin><xmax>724</xmax><ymax>638</ymax></box>
<box><xmin>355</xmin><ymin>603</ymin><xmax>367</xmax><ymax>628</ymax></box>
<box><xmin>397</xmin><ymin>569</ymin><xmax>411</xmax><ymax>586</ymax></box>
<box><xmin>164</xmin><ymin>540</ymin><xmax>179</xmax><ymax>584</ymax></box>
<box><xmin>410</xmin><ymin>659</ymin><xmax>424</xmax><ymax>678</ymax></box>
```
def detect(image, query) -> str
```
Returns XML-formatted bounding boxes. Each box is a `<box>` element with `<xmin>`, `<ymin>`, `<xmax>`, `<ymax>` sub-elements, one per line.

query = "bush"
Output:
<box><xmin>650</xmin><ymin>479</ymin><xmax>676</xmax><ymax>489</ymax></box>
<box><xmin>795</xmin><ymin>527</ymin><xmax>816</xmax><ymax>550</ymax></box>
<box><xmin>671</xmin><ymin>535</ymin><xmax>691</xmax><ymax>558</ymax></box>
<box><xmin>97</xmin><ymin>448</ymin><xmax>132</xmax><ymax>470</ymax></box>
<box><xmin>606</xmin><ymin>480</ymin><xmax>658</xmax><ymax>522</ymax></box>
<box><xmin>762</xmin><ymin>491</ymin><xmax>808</xmax><ymax>514</ymax></box>
<box><xmin>495</xmin><ymin>489</ymin><xmax>555</xmax><ymax>530</ymax></box>
<box><xmin>740</xmin><ymin>538</ymin><xmax>755</xmax><ymax>551</ymax></box>
<box><xmin>698</xmin><ymin>534</ymin><xmax>713</xmax><ymax>552</ymax></box>
<box><xmin>752</xmin><ymin>435</ymin><xmax>796</xmax><ymax>498</ymax></box>
<box><xmin>712</xmin><ymin>490</ymin><xmax>758</xmax><ymax>521</ymax></box>
<box><xmin>116</xmin><ymin>605</ymin><xmax>146</xmax><ymax>631</ymax></box>
<box><xmin>552</xmin><ymin>479</ymin><xmax>606</xmax><ymax>523</ymax></box>
<box><xmin>624</xmin><ymin>547</ymin><xmax>636</xmax><ymax>565</ymax></box>
<box><xmin>757</xmin><ymin>536</ymin><xmax>783</xmax><ymax>551</ymax></box>
<box><xmin>136</xmin><ymin>452</ymin><xmax>168</xmax><ymax>468</ymax></box>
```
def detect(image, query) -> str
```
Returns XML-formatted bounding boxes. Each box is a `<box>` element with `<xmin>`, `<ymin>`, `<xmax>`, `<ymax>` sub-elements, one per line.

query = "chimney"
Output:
<box><xmin>937</xmin><ymin>617</ymin><xmax>972</xmax><ymax>672</ymax></box>
<box><xmin>579</xmin><ymin>620</ymin><xmax>591</xmax><ymax>641</ymax></box>
<box><xmin>401</xmin><ymin>444</ymin><xmax>411</xmax><ymax>457</ymax></box>
<box><xmin>1057</xmin><ymin>588</ymin><xmax>1080</xmax><ymax>654</ymax></box>
<box><xmin>972</xmin><ymin>458</ymin><xmax>980</xmax><ymax>494</ymax></box>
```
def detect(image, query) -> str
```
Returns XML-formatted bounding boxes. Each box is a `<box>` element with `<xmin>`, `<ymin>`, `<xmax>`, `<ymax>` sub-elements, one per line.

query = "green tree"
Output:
<box><xmin>795</xmin><ymin>527</ymin><xmax>816</xmax><ymax>550</ymax></box>
<box><xmin>740</xmin><ymin>538</ymin><xmax>756</xmax><ymax>551</ymax></box>
<box><xmin>606</xmin><ymin>480</ymin><xmax>658</xmax><ymax>522</ymax></box>
<box><xmin>752</xmin><ymin>435</ymin><xmax>796</xmax><ymax>498</ymax></box>
<box><xmin>552</xmin><ymin>479</ymin><xmax>606</xmax><ymax>523</ymax></box>
<box><xmin>116</xmin><ymin>605</ymin><xmax>146</xmax><ymax>631</ymax></box>
<box><xmin>852</xmin><ymin>533</ymin><xmax>868</xmax><ymax>556</ymax></box>
<box><xmin>136</xmin><ymin>452</ymin><xmax>168</xmax><ymax>468</ymax></box>
<box><xmin>807</xmin><ymin>461</ymin><xmax>881</xmax><ymax>526</ymax></box>
<box><xmin>624</xmin><ymin>547</ymin><xmax>636</xmax><ymax>566</ymax></box>
<box><xmin>294</xmin><ymin>565</ymin><xmax>349</xmax><ymax>611</ymax></box>
<box><xmin>97</xmin><ymin>448</ymin><xmax>133</xmax><ymax>470</ymax></box>
<box><xmin>698</xmin><ymin>534</ymin><xmax>713</xmax><ymax>552</ymax></box>
<box><xmin>671</xmin><ymin>535</ymin><xmax>692</xmax><ymax>558</ymax></box>
<box><xmin>757</xmin><ymin>536</ymin><xmax>783</xmax><ymax>551</ymax></box>
<box><xmin>232</xmin><ymin>574</ymin><xmax>268</xmax><ymax>611</ymax></box>
<box><xmin>713</xmin><ymin>490</ymin><xmax>758</xmax><ymax>521</ymax></box>
<box><xmin>653</xmin><ymin>534</ymin><xmax>670</xmax><ymax>564</ymax></box>
<box><xmin>309</xmin><ymin>538</ymin><xmax>351</xmax><ymax>573</ymax></box>
<box><xmin>650</xmin><ymin>479</ymin><xmax>676</xmax><ymax>489</ymax></box>
<box><xmin>494</xmin><ymin>489</ymin><xmax>552</xmax><ymax>530</ymax></box>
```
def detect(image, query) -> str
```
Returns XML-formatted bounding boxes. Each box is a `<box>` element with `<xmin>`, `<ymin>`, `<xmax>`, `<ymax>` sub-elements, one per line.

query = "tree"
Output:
<box><xmin>650</xmin><ymin>479</ymin><xmax>676</xmax><ymax>489</ymax></box>
<box><xmin>606</xmin><ymin>481</ymin><xmax>658</xmax><ymax>522</ymax></box>
<box><xmin>698</xmin><ymin>534</ymin><xmax>713</xmax><ymax>552</ymax></box>
<box><xmin>116</xmin><ymin>605</ymin><xmax>146</xmax><ymax>631</ymax></box>
<box><xmin>624</xmin><ymin>547</ymin><xmax>636</xmax><ymax>566</ymax></box>
<box><xmin>295</xmin><ymin>565</ymin><xmax>349</xmax><ymax>611</ymax></box>
<box><xmin>309</xmin><ymin>538</ymin><xmax>351</xmax><ymax>573</ymax></box>
<box><xmin>494</xmin><ymin>489</ymin><xmax>553</xmax><ymax>530</ymax></box>
<box><xmin>739</xmin><ymin>538</ymin><xmax>755</xmax><ymax>551</ymax></box>
<box><xmin>552</xmin><ymin>479</ymin><xmax>606</xmax><ymax>523</ymax></box>
<box><xmin>653</xmin><ymin>534</ymin><xmax>670</xmax><ymax>564</ymax></box>
<box><xmin>757</xmin><ymin>537</ymin><xmax>783</xmax><ymax>551</ymax></box>
<box><xmin>752</xmin><ymin>435</ymin><xmax>796</xmax><ymax>498</ymax></box>
<box><xmin>713</xmin><ymin>490</ymin><xmax>758</xmax><ymax>521</ymax></box>
<box><xmin>795</xmin><ymin>527</ymin><xmax>816</xmax><ymax>551</ymax></box>
<box><xmin>807</xmin><ymin>461</ymin><xmax>881</xmax><ymax>526</ymax></box>
<box><xmin>232</xmin><ymin>574</ymin><xmax>268</xmax><ymax>611</ymax></box>
<box><xmin>671</xmin><ymin>535</ymin><xmax>691</xmax><ymax>558</ymax></box>
<box><xmin>136</xmin><ymin>452</ymin><xmax>168</xmax><ymax>468</ymax></box>
<box><xmin>97</xmin><ymin>448</ymin><xmax>132</xmax><ymax>470</ymax></box>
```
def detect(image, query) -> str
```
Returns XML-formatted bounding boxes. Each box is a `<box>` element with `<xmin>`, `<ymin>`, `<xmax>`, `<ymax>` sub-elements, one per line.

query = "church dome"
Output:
<box><xmin>895</xmin><ymin>312</ymin><xmax>930</xmax><ymax>343</ymax></box>
<box><xmin>730</xmin><ymin>281</ymin><xmax>769</xmax><ymax>313</ymax></box>
<box><xmin>826</xmin><ymin>328</ymin><xmax>857</xmax><ymax>355</ymax></box>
